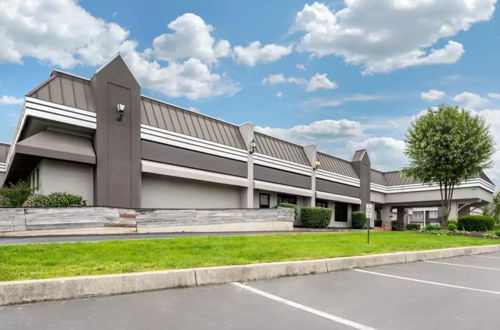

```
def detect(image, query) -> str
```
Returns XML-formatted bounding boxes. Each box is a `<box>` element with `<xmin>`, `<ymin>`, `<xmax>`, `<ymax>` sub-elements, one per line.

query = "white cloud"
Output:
<box><xmin>275</xmin><ymin>91</ymin><xmax>283</xmax><ymax>98</ymax></box>
<box><xmin>0</xmin><ymin>0</ymin><xmax>129</xmax><ymax>68</ymax></box>
<box><xmin>477</xmin><ymin>109</ymin><xmax>500</xmax><ymax>186</ymax></box>
<box><xmin>349</xmin><ymin>137</ymin><xmax>407</xmax><ymax>171</ymax></box>
<box><xmin>300</xmin><ymin>93</ymin><xmax>390</xmax><ymax>110</ymax></box>
<box><xmin>0</xmin><ymin>95</ymin><xmax>23</xmax><ymax>105</ymax></box>
<box><xmin>0</xmin><ymin>1</ymin><xmax>239</xmax><ymax>100</ymax></box>
<box><xmin>262</xmin><ymin>73</ymin><xmax>337</xmax><ymax>91</ymax></box>
<box><xmin>296</xmin><ymin>64</ymin><xmax>306</xmax><ymax>71</ymax></box>
<box><xmin>152</xmin><ymin>13</ymin><xmax>230</xmax><ymax>64</ymax></box>
<box><xmin>256</xmin><ymin>119</ymin><xmax>363</xmax><ymax>145</ymax></box>
<box><xmin>488</xmin><ymin>93</ymin><xmax>500</xmax><ymax>100</ymax></box>
<box><xmin>294</xmin><ymin>1</ymin><xmax>495</xmax><ymax>74</ymax></box>
<box><xmin>306</xmin><ymin>73</ymin><xmax>338</xmax><ymax>91</ymax></box>
<box><xmin>421</xmin><ymin>89</ymin><xmax>446</xmax><ymax>102</ymax></box>
<box><xmin>453</xmin><ymin>91</ymin><xmax>489</xmax><ymax>109</ymax></box>
<box><xmin>233</xmin><ymin>41</ymin><xmax>292</xmax><ymax>66</ymax></box>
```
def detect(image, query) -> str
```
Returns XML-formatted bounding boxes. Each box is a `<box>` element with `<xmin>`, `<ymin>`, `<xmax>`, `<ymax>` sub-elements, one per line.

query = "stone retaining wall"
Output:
<box><xmin>0</xmin><ymin>207</ymin><xmax>294</xmax><ymax>235</ymax></box>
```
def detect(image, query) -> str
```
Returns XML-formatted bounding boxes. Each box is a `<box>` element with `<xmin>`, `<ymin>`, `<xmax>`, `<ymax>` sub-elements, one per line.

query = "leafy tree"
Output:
<box><xmin>404</xmin><ymin>105</ymin><xmax>494</xmax><ymax>226</ymax></box>
<box><xmin>483</xmin><ymin>191</ymin><xmax>500</xmax><ymax>223</ymax></box>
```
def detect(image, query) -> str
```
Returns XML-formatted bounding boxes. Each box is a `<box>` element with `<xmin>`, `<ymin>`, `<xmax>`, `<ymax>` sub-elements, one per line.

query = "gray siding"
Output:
<box><xmin>317</xmin><ymin>152</ymin><xmax>358</xmax><ymax>178</ymax></box>
<box><xmin>370</xmin><ymin>170</ymin><xmax>387</xmax><ymax>186</ymax></box>
<box><xmin>254</xmin><ymin>132</ymin><xmax>309</xmax><ymax>166</ymax></box>
<box><xmin>0</xmin><ymin>144</ymin><xmax>9</xmax><ymax>163</ymax></box>
<box><xmin>316</xmin><ymin>179</ymin><xmax>360</xmax><ymax>198</ymax></box>
<box><xmin>142</xmin><ymin>140</ymin><xmax>247</xmax><ymax>178</ymax></box>
<box><xmin>254</xmin><ymin>165</ymin><xmax>311</xmax><ymax>189</ymax></box>
<box><xmin>141</xmin><ymin>97</ymin><xmax>246</xmax><ymax>150</ymax></box>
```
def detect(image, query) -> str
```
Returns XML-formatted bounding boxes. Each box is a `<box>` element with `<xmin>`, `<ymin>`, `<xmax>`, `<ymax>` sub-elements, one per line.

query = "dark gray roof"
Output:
<box><xmin>370</xmin><ymin>169</ymin><xmax>387</xmax><ymax>186</ymax></box>
<box><xmin>0</xmin><ymin>143</ymin><xmax>9</xmax><ymax>163</ymax></box>
<box><xmin>141</xmin><ymin>96</ymin><xmax>246</xmax><ymax>150</ymax></box>
<box><xmin>28</xmin><ymin>71</ymin><xmax>96</xmax><ymax>112</ymax></box>
<box><xmin>383</xmin><ymin>171</ymin><xmax>417</xmax><ymax>186</ymax></box>
<box><xmin>317</xmin><ymin>152</ymin><xmax>358</xmax><ymax>178</ymax></box>
<box><xmin>254</xmin><ymin>132</ymin><xmax>310</xmax><ymax>166</ymax></box>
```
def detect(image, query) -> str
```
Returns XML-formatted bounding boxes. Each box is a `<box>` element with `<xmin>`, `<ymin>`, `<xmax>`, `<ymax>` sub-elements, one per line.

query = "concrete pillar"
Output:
<box><xmin>303</xmin><ymin>145</ymin><xmax>317</xmax><ymax>207</ymax></box>
<box><xmin>396</xmin><ymin>207</ymin><xmax>405</xmax><ymax>230</ymax></box>
<box><xmin>449</xmin><ymin>201</ymin><xmax>459</xmax><ymax>220</ymax></box>
<box><xmin>382</xmin><ymin>205</ymin><xmax>392</xmax><ymax>221</ymax></box>
<box><xmin>351</xmin><ymin>149</ymin><xmax>371</xmax><ymax>213</ymax></box>
<box><xmin>239</xmin><ymin>123</ymin><xmax>255</xmax><ymax>208</ymax></box>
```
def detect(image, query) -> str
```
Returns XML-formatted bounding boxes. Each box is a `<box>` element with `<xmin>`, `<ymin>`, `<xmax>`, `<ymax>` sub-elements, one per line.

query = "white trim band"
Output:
<box><xmin>254</xmin><ymin>153</ymin><xmax>312</xmax><ymax>176</ymax></box>
<box><xmin>316</xmin><ymin>191</ymin><xmax>362</xmax><ymax>205</ymax></box>
<box><xmin>317</xmin><ymin>169</ymin><xmax>360</xmax><ymax>188</ymax></box>
<box><xmin>254</xmin><ymin>180</ymin><xmax>313</xmax><ymax>197</ymax></box>
<box><xmin>141</xmin><ymin>160</ymin><xmax>249</xmax><ymax>188</ymax></box>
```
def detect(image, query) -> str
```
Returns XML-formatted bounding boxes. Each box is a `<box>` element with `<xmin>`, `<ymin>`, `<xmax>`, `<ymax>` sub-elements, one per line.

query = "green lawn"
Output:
<box><xmin>0</xmin><ymin>232</ymin><xmax>497</xmax><ymax>281</ymax></box>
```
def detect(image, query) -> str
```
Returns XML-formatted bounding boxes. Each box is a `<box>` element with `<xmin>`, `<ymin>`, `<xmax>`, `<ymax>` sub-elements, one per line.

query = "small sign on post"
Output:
<box><xmin>366</xmin><ymin>204</ymin><xmax>374</xmax><ymax>244</ymax></box>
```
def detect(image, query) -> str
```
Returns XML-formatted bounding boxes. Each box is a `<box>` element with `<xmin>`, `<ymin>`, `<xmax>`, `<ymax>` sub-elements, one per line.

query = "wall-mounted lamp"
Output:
<box><xmin>117</xmin><ymin>103</ymin><xmax>125</xmax><ymax>121</ymax></box>
<box><xmin>249</xmin><ymin>139</ymin><xmax>256</xmax><ymax>154</ymax></box>
<box><xmin>314</xmin><ymin>159</ymin><xmax>321</xmax><ymax>170</ymax></box>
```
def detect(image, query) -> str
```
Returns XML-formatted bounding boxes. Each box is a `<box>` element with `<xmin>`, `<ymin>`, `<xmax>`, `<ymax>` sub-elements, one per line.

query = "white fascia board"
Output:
<box><xmin>253</xmin><ymin>153</ymin><xmax>312</xmax><ymax>176</ymax></box>
<box><xmin>316</xmin><ymin>169</ymin><xmax>360</xmax><ymax>187</ymax></box>
<box><xmin>316</xmin><ymin>191</ymin><xmax>361</xmax><ymax>205</ymax></box>
<box><xmin>371</xmin><ymin>179</ymin><xmax>495</xmax><ymax>194</ymax></box>
<box><xmin>141</xmin><ymin>125</ymin><xmax>248</xmax><ymax>162</ymax></box>
<box><xmin>254</xmin><ymin>180</ymin><xmax>313</xmax><ymax>197</ymax></box>
<box><xmin>25</xmin><ymin>97</ymin><xmax>97</xmax><ymax>118</ymax></box>
<box><xmin>142</xmin><ymin>160</ymin><xmax>249</xmax><ymax>188</ymax></box>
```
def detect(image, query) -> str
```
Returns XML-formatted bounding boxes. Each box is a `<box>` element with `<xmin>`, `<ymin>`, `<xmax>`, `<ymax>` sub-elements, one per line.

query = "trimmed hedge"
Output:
<box><xmin>278</xmin><ymin>203</ymin><xmax>298</xmax><ymax>220</ymax></box>
<box><xmin>391</xmin><ymin>220</ymin><xmax>405</xmax><ymax>231</ymax></box>
<box><xmin>424</xmin><ymin>225</ymin><xmax>441</xmax><ymax>231</ymax></box>
<box><xmin>457</xmin><ymin>215</ymin><xmax>495</xmax><ymax>232</ymax></box>
<box><xmin>447</xmin><ymin>220</ymin><xmax>458</xmax><ymax>232</ymax></box>
<box><xmin>406</xmin><ymin>223</ymin><xmax>421</xmax><ymax>231</ymax></box>
<box><xmin>374</xmin><ymin>219</ymin><xmax>383</xmax><ymax>227</ymax></box>
<box><xmin>300</xmin><ymin>207</ymin><xmax>332</xmax><ymax>228</ymax></box>
<box><xmin>23</xmin><ymin>192</ymin><xmax>87</xmax><ymax>207</ymax></box>
<box><xmin>352</xmin><ymin>211</ymin><xmax>367</xmax><ymax>229</ymax></box>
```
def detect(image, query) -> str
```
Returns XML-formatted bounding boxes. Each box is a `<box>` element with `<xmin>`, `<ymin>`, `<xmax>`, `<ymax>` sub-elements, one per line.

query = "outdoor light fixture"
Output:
<box><xmin>315</xmin><ymin>159</ymin><xmax>321</xmax><ymax>169</ymax></box>
<box><xmin>249</xmin><ymin>139</ymin><xmax>256</xmax><ymax>154</ymax></box>
<box><xmin>117</xmin><ymin>103</ymin><xmax>125</xmax><ymax>121</ymax></box>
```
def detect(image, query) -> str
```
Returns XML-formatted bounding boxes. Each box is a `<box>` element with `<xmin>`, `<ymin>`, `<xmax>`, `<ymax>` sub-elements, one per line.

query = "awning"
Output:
<box><xmin>16</xmin><ymin>129</ymin><xmax>95</xmax><ymax>164</ymax></box>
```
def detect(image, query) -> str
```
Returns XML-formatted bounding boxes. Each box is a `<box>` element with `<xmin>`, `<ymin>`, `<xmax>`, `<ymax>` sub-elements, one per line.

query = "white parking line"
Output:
<box><xmin>354</xmin><ymin>269</ymin><xmax>500</xmax><ymax>296</ymax></box>
<box><xmin>232</xmin><ymin>282</ymin><xmax>377</xmax><ymax>330</ymax></box>
<box><xmin>425</xmin><ymin>260</ymin><xmax>500</xmax><ymax>271</ymax></box>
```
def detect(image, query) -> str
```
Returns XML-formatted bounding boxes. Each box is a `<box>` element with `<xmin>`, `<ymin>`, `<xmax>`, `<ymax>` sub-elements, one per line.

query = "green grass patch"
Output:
<box><xmin>0</xmin><ymin>232</ymin><xmax>497</xmax><ymax>281</ymax></box>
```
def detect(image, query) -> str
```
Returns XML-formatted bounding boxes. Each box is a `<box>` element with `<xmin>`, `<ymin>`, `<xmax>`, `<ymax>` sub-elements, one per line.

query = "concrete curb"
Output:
<box><xmin>1</xmin><ymin>244</ymin><xmax>499</xmax><ymax>306</ymax></box>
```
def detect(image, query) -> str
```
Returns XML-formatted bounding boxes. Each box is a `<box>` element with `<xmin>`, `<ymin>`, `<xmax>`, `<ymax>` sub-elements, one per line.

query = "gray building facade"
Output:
<box><xmin>0</xmin><ymin>56</ymin><xmax>495</xmax><ymax>227</ymax></box>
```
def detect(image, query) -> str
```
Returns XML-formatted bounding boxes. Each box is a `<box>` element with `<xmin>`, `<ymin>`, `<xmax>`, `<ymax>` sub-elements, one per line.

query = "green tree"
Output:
<box><xmin>483</xmin><ymin>191</ymin><xmax>500</xmax><ymax>223</ymax></box>
<box><xmin>404</xmin><ymin>105</ymin><xmax>494</xmax><ymax>226</ymax></box>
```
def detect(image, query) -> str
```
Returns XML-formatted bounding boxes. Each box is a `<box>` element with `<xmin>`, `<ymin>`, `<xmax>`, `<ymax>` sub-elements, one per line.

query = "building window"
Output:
<box><xmin>277</xmin><ymin>193</ymin><xmax>297</xmax><ymax>205</ymax></box>
<box><xmin>259</xmin><ymin>193</ymin><xmax>270</xmax><ymax>208</ymax></box>
<box><xmin>316</xmin><ymin>199</ymin><xmax>328</xmax><ymax>208</ymax></box>
<box><xmin>429</xmin><ymin>211</ymin><xmax>438</xmax><ymax>219</ymax></box>
<box><xmin>335</xmin><ymin>202</ymin><xmax>348</xmax><ymax>222</ymax></box>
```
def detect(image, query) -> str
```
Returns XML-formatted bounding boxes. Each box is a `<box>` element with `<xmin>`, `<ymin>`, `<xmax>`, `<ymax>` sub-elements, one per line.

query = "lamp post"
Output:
<box><xmin>249</xmin><ymin>139</ymin><xmax>256</xmax><ymax>154</ymax></box>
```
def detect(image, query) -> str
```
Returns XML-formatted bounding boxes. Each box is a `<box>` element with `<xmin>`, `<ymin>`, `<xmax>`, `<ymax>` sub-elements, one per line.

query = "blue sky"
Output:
<box><xmin>1</xmin><ymin>0</ymin><xmax>500</xmax><ymax>185</ymax></box>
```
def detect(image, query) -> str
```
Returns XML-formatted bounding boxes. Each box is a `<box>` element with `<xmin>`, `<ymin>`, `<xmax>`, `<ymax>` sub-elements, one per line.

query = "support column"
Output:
<box><xmin>381</xmin><ymin>204</ymin><xmax>392</xmax><ymax>230</ymax></box>
<box><xmin>303</xmin><ymin>145</ymin><xmax>317</xmax><ymax>207</ymax></box>
<box><xmin>449</xmin><ymin>201</ymin><xmax>459</xmax><ymax>220</ymax></box>
<box><xmin>310</xmin><ymin>169</ymin><xmax>316</xmax><ymax>206</ymax></box>
<box><xmin>396</xmin><ymin>207</ymin><xmax>405</xmax><ymax>230</ymax></box>
<box><xmin>351</xmin><ymin>149</ymin><xmax>371</xmax><ymax>213</ymax></box>
<box><xmin>239</xmin><ymin>123</ymin><xmax>255</xmax><ymax>208</ymax></box>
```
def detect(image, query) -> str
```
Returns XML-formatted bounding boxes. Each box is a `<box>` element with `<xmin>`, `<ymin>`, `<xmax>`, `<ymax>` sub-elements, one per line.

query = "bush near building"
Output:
<box><xmin>406</xmin><ymin>223</ymin><xmax>421</xmax><ymax>231</ymax></box>
<box><xmin>457</xmin><ymin>215</ymin><xmax>495</xmax><ymax>232</ymax></box>
<box><xmin>0</xmin><ymin>181</ymin><xmax>35</xmax><ymax>207</ymax></box>
<box><xmin>352</xmin><ymin>211</ymin><xmax>367</xmax><ymax>229</ymax></box>
<box><xmin>374</xmin><ymin>219</ymin><xmax>383</xmax><ymax>227</ymax></box>
<box><xmin>23</xmin><ymin>192</ymin><xmax>87</xmax><ymax>207</ymax></box>
<box><xmin>278</xmin><ymin>203</ymin><xmax>298</xmax><ymax>220</ymax></box>
<box><xmin>300</xmin><ymin>207</ymin><xmax>332</xmax><ymax>228</ymax></box>
<box><xmin>447</xmin><ymin>221</ymin><xmax>458</xmax><ymax>232</ymax></box>
<box><xmin>391</xmin><ymin>220</ymin><xmax>405</xmax><ymax>231</ymax></box>
<box><xmin>424</xmin><ymin>225</ymin><xmax>441</xmax><ymax>231</ymax></box>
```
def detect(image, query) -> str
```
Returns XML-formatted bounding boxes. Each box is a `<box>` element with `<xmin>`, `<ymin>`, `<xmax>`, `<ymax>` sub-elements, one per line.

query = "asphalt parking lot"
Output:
<box><xmin>2</xmin><ymin>252</ymin><xmax>500</xmax><ymax>330</ymax></box>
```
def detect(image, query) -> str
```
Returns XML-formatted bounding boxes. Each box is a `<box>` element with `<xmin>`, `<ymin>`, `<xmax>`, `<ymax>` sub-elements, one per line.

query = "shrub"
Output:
<box><xmin>0</xmin><ymin>181</ymin><xmax>36</xmax><ymax>207</ymax></box>
<box><xmin>300</xmin><ymin>207</ymin><xmax>332</xmax><ymax>228</ymax></box>
<box><xmin>406</xmin><ymin>223</ymin><xmax>421</xmax><ymax>231</ymax></box>
<box><xmin>457</xmin><ymin>215</ymin><xmax>495</xmax><ymax>232</ymax></box>
<box><xmin>447</xmin><ymin>221</ymin><xmax>458</xmax><ymax>232</ymax></box>
<box><xmin>495</xmin><ymin>231</ymin><xmax>500</xmax><ymax>237</ymax></box>
<box><xmin>374</xmin><ymin>219</ymin><xmax>383</xmax><ymax>227</ymax></box>
<box><xmin>351</xmin><ymin>211</ymin><xmax>367</xmax><ymax>229</ymax></box>
<box><xmin>278</xmin><ymin>203</ymin><xmax>298</xmax><ymax>220</ymax></box>
<box><xmin>391</xmin><ymin>220</ymin><xmax>405</xmax><ymax>231</ymax></box>
<box><xmin>23</xmin><ymin>192</ymin><xmax>86</xmax><ymax>207</ymax></box>
<box><xmin>424</xmin><ymin>225</ymin><xmax>441</xmax><ymax>231</ymax></box>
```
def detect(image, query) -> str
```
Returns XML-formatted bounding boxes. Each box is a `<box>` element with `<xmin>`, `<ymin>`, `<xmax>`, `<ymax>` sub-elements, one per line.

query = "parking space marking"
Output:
<box><xmin>473</xmin><ymin>255</ymin><xmax>500</xmax><ymax>260</ymax></box>
<box><xmin>425</xmin><ymin>260</ymin><xmax>500</xmax><ymax>271</ymax></box>
<box><xmin>354</xmin><ymin>269</ymin><xmax>500</xmax><ymax>296</ymax></box>
<box><xmin>231</xmin><ymin>282</ymin><xmax>376</xmax><ymax>330</ymax></box>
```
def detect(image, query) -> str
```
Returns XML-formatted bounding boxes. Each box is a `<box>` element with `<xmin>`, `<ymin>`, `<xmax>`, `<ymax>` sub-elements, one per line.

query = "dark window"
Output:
<box><xmin>259</xmin><ymin>193</ymin><xmax>270</xmax><ymax>208</ymax></box>
<box><xmin>277</xmin><ymin>193</ymin><xmax>297</xmax><ymax>205</ymax></box>
<box><xmin>335</xmin><ymin>202</ymin><xmax>348</xmax><ymax>222</ymax></box>
<box><xmin>316</xmin><ymin>199</ymin><xmax>328</xmax><ymax>208</ymax></box>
